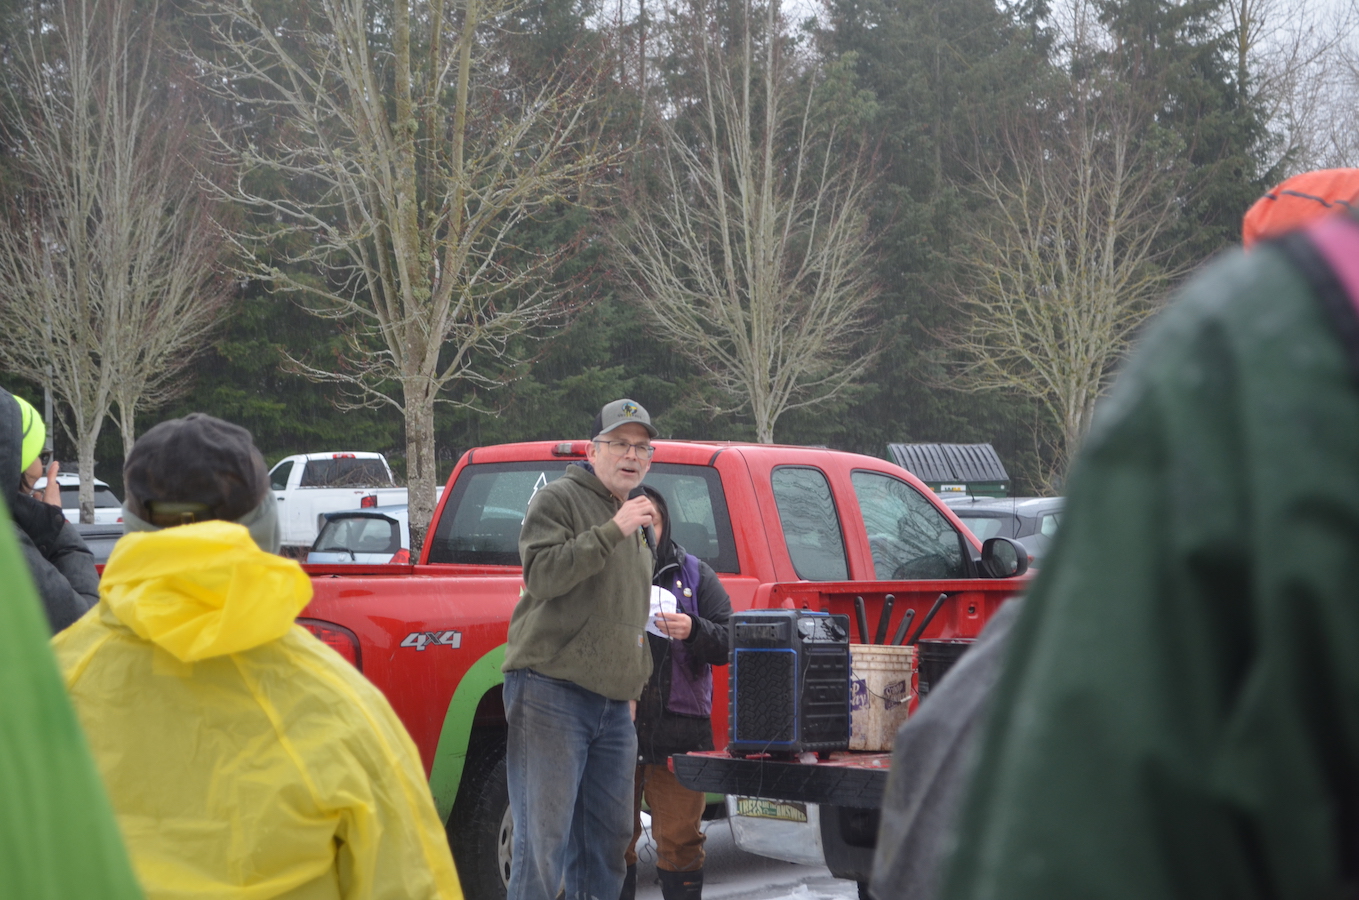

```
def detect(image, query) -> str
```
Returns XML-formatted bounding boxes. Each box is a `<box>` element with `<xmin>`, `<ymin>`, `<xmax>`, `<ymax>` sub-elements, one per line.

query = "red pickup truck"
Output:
<box><xmin>298</xmin><ymin>439</ymin><xmax>1029</xmax><ymax>898</ymax></box>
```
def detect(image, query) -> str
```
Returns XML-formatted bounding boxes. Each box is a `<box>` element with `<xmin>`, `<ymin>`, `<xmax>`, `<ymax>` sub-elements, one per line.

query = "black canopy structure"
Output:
<box><xmin>886</xmin><ymin>443</ymin><xmax>1010</xmax><ymax>498</ymax></box>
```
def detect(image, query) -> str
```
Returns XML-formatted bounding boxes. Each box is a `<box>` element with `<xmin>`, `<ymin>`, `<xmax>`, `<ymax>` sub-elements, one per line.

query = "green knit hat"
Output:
<box><xmin>15</xmin><ymin>396</ymin><xmax>45</xmax><ymax>471</ymax></box>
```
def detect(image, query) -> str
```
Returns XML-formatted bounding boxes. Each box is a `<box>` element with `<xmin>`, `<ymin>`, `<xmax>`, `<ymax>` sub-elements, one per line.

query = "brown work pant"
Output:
<box><xmin>625</xmin><ymin>764</ymin><xmax>707</xmax><ymax>872</ymax></box>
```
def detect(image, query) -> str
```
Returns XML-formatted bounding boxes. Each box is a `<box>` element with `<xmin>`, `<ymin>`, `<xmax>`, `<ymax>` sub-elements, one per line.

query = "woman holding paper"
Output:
<box><xmin>622</xmin><ymin>486</ymin><xmax>732</xmax><ymax>900</ymax></box>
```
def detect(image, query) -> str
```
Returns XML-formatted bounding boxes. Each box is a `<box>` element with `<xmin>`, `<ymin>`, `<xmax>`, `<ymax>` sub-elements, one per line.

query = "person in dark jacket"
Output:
<box><xmin>623</xmin><ymin>486</ymin><xmax>731</xmax><ymax>900</ymax></box>
<box><xmin>0</xmin><ymin>390</ymin><xmax>98</xmax><ymax>632</ymax></box>
<box><xmin>869</xmin><ymin>599</ymin><xmax>1021</xmax><ymax>900</ymax></box>
<box><xmin>941</xmin><ymin>199</ymin><xmax>1359</xmax><ymax>898</ymax></box>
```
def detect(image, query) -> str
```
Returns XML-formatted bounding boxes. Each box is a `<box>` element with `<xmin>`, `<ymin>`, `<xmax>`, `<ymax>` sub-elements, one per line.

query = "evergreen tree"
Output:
<box><xmin>814</xmin><ymin>0</ymin><xmax>1055</xmax><ymax>487</ymax></box>
<box><xmin>1096</xmin><ymin>0</ymin><xmax>1278</xmax><ymax>263</ymax></box>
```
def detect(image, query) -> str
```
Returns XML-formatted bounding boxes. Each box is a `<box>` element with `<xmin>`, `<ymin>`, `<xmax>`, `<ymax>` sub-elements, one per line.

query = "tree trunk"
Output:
<box><xmin>405</xmin><ymin>396</ymin><xmax>438</xmax><ymax>557</ymax></box>
<box><xmin>117</xmin><ymin>404</ymin><xmax>136</xmax><ymax>468</ymax></box>
<box><xmin>77</xmin><ymin>430</ymin><xmax>99</xmax><ymax>525</ymax></box>
<box><xmin>754</xmin><ymin>400</ymin><xmax>775</xmax><ymax>444</ymax></box>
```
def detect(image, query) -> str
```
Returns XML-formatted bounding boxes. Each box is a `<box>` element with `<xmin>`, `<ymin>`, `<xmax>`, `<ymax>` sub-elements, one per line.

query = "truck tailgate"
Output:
<box><xmin>673</xmin><ymin>749</ymin><xmax>890</xmax><ymax>808</ymax></box>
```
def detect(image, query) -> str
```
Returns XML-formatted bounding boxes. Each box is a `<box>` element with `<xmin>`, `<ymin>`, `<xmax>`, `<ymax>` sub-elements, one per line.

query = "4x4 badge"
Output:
<box><xmin>401</xmin><ymin>630</ymin><xmax>462</xmax><ymax>651</ymax></box>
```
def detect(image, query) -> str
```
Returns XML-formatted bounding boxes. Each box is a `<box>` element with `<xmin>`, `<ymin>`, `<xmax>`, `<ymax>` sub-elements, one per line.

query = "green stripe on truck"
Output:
<box><xmin>428</xmin><ymin>643</ymin><xmax>507</xmax><ymax>821</ymax></box>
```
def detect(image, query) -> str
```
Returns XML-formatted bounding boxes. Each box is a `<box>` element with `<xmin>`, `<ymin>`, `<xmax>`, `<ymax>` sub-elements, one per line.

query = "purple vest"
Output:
<box><xmin>662</xmin><ymin>554</ymin><xmax>712</xmax><ymax>717</ymax></box>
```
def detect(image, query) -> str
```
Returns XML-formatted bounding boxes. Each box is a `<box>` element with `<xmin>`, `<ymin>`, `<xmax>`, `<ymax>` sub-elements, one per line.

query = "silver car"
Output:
<box><xmin>943</xmin><ymin>495</ymin><xmax>1064</xmax><ymax>565</ymax></box>
<box><xmin>307</xmin><ymin>506</ymin><xmax>410</xmax><ymax>564</ymax></box>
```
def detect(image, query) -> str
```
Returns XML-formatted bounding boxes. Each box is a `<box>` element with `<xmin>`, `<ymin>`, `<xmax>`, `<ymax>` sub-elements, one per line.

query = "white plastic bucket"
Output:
<box><xmin>849</xmin><ymin>644</ymin><xmax>915</xmax><ymax>751</ymax></box>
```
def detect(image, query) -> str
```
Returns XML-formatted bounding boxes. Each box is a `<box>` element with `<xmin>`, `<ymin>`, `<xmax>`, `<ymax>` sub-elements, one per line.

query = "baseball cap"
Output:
<box><xmin>124</xmin><ymin>413</ymin><xmax>269</xmax><ymax>526</ymax></box>
<box><xmin>591</xmin><ymin>399</ymin><xmax>658</xmax><ymax>439</ymax></box>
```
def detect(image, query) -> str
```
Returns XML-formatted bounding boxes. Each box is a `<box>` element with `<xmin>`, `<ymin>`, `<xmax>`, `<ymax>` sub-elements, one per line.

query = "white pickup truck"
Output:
<box><xmin>267</xmin><ymin>452</ymin><xmax>409</xmax><ymax>549</ymax></box>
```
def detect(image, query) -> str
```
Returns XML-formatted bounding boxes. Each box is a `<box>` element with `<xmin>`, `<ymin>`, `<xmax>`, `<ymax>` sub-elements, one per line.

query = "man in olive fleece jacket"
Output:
<box><xmin>504</xmin><ymin>399</ymin><xmax>658</xmax><ymax>900</ymax></box>
<box><xmin>504</xmin><ymin>466</ymin><xmax>654</xmax><ymax>696</ymax></box>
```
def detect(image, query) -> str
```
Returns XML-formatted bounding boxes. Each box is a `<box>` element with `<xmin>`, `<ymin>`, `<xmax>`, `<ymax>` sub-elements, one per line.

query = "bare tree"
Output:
<box><xmin>107</xmin><ymin>168</ymin><xmax>233</xmax><ymax>463</ymax></box>
<box><xmin>946</xmin><ymin>25</ymin><xmax>1184</xmax><ymax>481</ymax></box>
<box><xmin>613</xmin><ymin>0</ymin><xmax>879</xmax><ymax>444</ymax></box>
<box><xmin>200</xmin><ymin>0</ymin><xmax>613</xmax><ymax>548</ymax></box>
<box><xmin>0</xmin><ymin>0</ymin><xmax>228</xmax><ymax>521</ymax></box>
<box><xmin>1220</xmin><ymin>0</ymin><xmax>1359</xmax><ymax>173</ymax></box>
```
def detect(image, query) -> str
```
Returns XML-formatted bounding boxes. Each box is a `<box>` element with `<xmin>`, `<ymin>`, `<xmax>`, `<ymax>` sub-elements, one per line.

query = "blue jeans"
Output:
<box><xmin>505</xmin><ymin>667</ymin><xmax>639</xmax><ymax>900</ymax></box>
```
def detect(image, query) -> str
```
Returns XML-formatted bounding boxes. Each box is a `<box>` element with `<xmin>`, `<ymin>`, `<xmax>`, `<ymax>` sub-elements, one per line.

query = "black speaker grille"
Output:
<box><xmin>801</xmin><ymin>648</ymin><xmax>850</xmax><ymax>744</ymax></box>
<box><xmin>733</xmin><ymin>649</ymin><xmax>796</xmax><ymax>744</ymax></box>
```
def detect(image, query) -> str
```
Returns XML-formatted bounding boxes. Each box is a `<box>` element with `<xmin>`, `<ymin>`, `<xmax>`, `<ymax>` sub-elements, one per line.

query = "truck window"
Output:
<box><xmin>269</xmin><ymin>461</ymin><xmax>293</xmax><ymax>491</ymax></box>
<box><xmin>426</xmin><ymin>461</ymin><xmax>738</xmax><ymax>572</ymax></box>
<box><xmin>299</xmin><ymin>457</ymin><xmax>392</xmax><ymax>488</ymax></box>
<box><xmin>851</xmin><ymin>470</ymin><xmax>966</xmax><ymax>579</ymax></box>
<box><xmin>644</xmin><ymin>463</ymin><xmax>738</xmax><ymax>573</ymax></box>
<box><xmin>771</xmin><ymin>466</ymin><xmax>848</xmax><ymax>581</ymax></box>
<box><xmin>955</xmin><ymin>513</ymin><xmax>1006</xmax><ymax>541</ymax></box>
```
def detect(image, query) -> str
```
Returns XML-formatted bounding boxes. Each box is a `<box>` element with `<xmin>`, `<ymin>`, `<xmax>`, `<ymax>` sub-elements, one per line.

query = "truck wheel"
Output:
<box><xmin>448</xmin><ymin>736</ymin><xmax>512</xmax><ymax>900</ymax></box>
<box><xmin>819</xmin><ymin>804</ymin><xmax>879</xmax><ymax>885</ymax></box>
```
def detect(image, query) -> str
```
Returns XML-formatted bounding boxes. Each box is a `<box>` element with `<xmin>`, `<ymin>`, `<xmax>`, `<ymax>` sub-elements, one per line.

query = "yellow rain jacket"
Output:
<box><xmin>52</xmin><ymin>521</ymin><xmax>464</xmax><ymax>900</ymax></box>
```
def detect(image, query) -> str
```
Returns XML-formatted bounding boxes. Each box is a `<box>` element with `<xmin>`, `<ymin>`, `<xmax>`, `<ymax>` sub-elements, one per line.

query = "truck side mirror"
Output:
<box><xmin>980</xmin><ymin>537</ymin><xmax>1029</xmax><ymax>578</ymax></box>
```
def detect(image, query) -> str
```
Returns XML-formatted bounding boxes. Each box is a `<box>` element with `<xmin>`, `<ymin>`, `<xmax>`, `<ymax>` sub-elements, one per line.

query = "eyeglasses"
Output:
<box><xmin>594</xmin><ymin>439</ymin><xmax>655</xmax><ymax>460</ymax></box>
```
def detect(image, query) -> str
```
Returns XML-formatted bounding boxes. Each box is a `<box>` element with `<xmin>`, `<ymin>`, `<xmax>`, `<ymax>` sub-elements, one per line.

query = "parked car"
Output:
<box><xmin>76</xmin><ymin>523</ymin><xmax>124</xmax><ymax>565</ymax></box>
<box><xmin>33</xmin><ymin>471</ymin><xmax>123</xmax><ymax>525</ymax></box>
<box><xmin>307</xmin><ymin>506</ymin><xmax>411</xmax><ymax>565</ymax></box>
<box><xmin>268</xmin><ymin>452</ymin><xmax>410</xmax><ymax>549</ymax></box>
<box><xmin>942</xmin><ymin>495</ymin><xmax>1064</xmax><ymax>564</ymax></box>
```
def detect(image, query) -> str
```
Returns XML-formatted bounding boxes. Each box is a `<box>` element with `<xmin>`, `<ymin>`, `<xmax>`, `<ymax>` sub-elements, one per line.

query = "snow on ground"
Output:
<box><xmin>633</xmin><ymin>814</ymin><xmax>859</xmax><ymax>900</ymax></box>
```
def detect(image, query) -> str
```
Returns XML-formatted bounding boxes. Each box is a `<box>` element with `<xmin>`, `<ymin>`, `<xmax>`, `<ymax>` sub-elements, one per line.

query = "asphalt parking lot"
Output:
<box><xmin>632</xmin><ymin>814</ymin><xmax>858</xmax><ymax>900</ymax></box>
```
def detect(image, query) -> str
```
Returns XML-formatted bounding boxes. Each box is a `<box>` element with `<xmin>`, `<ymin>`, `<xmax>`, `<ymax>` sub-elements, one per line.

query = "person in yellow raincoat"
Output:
<box><xmin>51</xmin><ymin>413</ymin><xmax>464</xmax><ymax>900</ymax></box>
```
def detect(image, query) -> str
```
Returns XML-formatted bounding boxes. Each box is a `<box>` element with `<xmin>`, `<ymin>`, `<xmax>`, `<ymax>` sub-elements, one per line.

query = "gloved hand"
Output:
<box><xmin>11</xmin><ymin>491</ymin><xmax>69</xmax><ymax>556</ymax></box>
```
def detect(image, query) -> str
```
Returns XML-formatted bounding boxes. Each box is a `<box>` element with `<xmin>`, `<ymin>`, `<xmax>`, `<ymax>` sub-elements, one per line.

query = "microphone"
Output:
<box><xmin>628</xmin><ymin>486</ymin><xmax>656</xmax><ymax>551</ymax></box>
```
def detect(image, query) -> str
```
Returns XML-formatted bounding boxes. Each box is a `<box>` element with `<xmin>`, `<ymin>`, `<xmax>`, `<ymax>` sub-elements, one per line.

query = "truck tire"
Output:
<box><xmin>448</xmin><ymin>735</ymin><xmax>513</xmax><ymax>900</ymax></box>
<box><xmin>819</xmin><ymin>804</ymin><xmax>879</xmax><ymax>885</ymax></box>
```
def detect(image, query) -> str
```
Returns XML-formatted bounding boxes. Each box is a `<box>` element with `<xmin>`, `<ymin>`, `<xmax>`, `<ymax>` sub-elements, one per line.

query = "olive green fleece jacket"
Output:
<box><xmin>504</xmin><ymin>464</ymin><xmax>653</xmax><ymax>701</ymax></box>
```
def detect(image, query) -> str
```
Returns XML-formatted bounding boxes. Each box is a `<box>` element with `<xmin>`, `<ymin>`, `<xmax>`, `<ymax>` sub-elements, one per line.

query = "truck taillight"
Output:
<box><xmin>389</xmin><ymin>548</ymin><xmax>410</xmax><ymax>564</ymax></box>
<box><xmin>298</xmin><ymin>618</ymin><xmax>362</xmax><ymax>670</ymax></box>
<box><xmin>360</xmin><ymin>494</ymin><xmax>377</xmax><ymax>508</ymax></box>
<box><xmin>332</xmin><ymin>453</ymin><xmax>357</xmax><ymax>459</ymax></box>
<box><xmin>553</xmin><ymin>441</ymin><xmax>589</xmax><ymax>457</ymax></box>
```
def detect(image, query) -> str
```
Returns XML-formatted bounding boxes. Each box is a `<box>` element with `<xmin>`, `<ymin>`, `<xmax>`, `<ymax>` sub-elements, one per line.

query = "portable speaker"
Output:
<box><xmin>728</xmin><ymin>610</ymin><xmax>851</xmax><ymax>756</ymax></box>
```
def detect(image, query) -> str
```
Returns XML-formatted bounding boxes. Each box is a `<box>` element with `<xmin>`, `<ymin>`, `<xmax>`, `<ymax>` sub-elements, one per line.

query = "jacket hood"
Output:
<box><xmin>121</xmin><ymin>488</ymin><xmax>283</xmax><ymax>555</ymax></box>
<box><xmin>653</xmin><ymin>541</ymin><xmax>691</xmax><ymax>579</ymax></box>
<box><xmin>0</xmin><ymin>390</ymin><xmax>23</xmax><ymax>495</ymax></box>
<box><xmin>100</xmin><ymin>520</ymin><xmax>312</xmax><ymax>662</ymax></box>
<box><xmin>565</xmin><ymin>461</ymin><xmax>614</xmax><ymax>500</ymax></box>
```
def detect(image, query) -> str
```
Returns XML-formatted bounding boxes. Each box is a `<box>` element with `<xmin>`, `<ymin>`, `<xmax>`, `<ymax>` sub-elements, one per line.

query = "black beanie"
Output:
<box><xmin>124</xmin><ymin>413</ymin><xmax>268</xmax><ymax>525</ymax></box>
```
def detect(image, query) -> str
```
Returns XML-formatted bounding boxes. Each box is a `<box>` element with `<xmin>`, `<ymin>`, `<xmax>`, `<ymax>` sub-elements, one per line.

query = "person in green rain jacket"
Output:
<box><xmin>0</xmin><ymin>501</ymin><xmax>142</xmax><ymax>899</ymax></box>
<box><xmin>942</xmin><ymin>211</ymin><xmax>1359</xmax><ymax>900</ymax></box>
